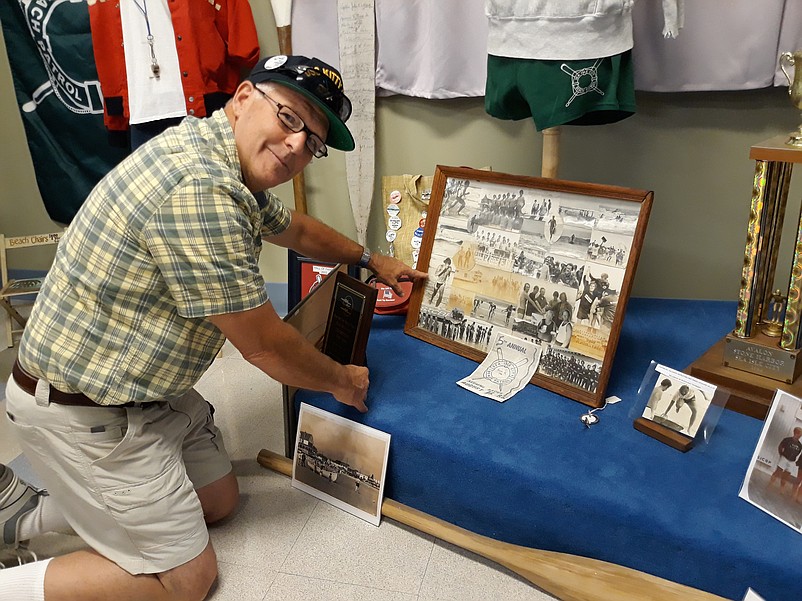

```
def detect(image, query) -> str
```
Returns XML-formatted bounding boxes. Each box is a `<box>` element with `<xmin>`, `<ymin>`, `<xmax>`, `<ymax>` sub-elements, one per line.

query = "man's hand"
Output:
<box><xmin>333</xmin><ymin>364</ymin><xmax>370</xmax><ymax>413</ymax></box>
<box><xmin>369</xmin><ymin>254</ymin><xmax>428</xmax><ymax>296</ymax></box>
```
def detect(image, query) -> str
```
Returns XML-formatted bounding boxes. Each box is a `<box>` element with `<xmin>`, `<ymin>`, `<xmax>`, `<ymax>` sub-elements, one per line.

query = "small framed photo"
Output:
<box><xmin>633</xmin><ymin>362</ymin><xmax>721</xmax><ymax>452</ymax></box>
<box><xmin>739</xmin><ymin>390</ymin><xmax>802</xmax><ymax>534</ymax></box>
<box><xmin>292</xmin><ymin>403</ymin><xmax>391</xmax><ymax>526</ymax></box>
<box><xmin>404</xmin><ymin>166</ymin><xmax>653</xmax><ymax>407</ymax></box>
<box><xmin>640</xmin><ymin>364</ymin><xmax>715</xmax><ymax>439</ymax></box>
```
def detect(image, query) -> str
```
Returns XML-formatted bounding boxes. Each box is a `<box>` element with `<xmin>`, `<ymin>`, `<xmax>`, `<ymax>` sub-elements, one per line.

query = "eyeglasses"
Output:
<box><xmin>255</xmin><ymin>88</ymin><xmax>328</xmax><ymax>158</ymax></box>
<box><xmin>270</xmin><ymin>64</ymin><xmax>352</xmax><ymax>122</ymax></box>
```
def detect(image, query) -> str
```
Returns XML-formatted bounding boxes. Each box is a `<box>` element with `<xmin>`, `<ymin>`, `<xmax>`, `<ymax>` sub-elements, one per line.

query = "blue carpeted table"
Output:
<box><xmin>294</xmin><ymin>298</ymin><xmax>802</xmax><ymax>601</ymax></box>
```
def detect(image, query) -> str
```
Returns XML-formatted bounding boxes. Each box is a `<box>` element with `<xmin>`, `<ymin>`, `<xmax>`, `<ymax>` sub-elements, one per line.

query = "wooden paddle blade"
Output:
<box><xmin>270</xmin><ymin>0</ymin><xmax>292</xmax><ymax>29</ymax></box>
<box><xmin>256</xmin><ymin>449</ymin><xmax>727</xmax><ymax>601</ymax></box>
<box><xmin>271</xmin><ymin>14</ymin><xmax>310</xmax><ymax>215</ymax></box>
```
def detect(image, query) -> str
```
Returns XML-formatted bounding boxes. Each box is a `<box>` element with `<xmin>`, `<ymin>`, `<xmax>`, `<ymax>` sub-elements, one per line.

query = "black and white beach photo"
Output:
<box><xmin>292</xmin><ymin>404</ymin><xmax>391</xmax><ymax>526</ymax></box>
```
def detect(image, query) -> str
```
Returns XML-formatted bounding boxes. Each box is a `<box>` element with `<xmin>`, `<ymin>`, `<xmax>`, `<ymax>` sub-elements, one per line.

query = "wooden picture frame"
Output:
<box><xmin>404</xmin><ymin>166</ymin><xmax>653</xmax><ymax>407</ymax></box>
<box><xmin>282</xmin><ymin>262</ymin><xmax>350</xmax><ymax>457</ymax></box>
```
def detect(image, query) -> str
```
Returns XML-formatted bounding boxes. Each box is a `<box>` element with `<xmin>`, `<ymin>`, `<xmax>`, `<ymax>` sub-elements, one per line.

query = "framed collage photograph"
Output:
<box><xmin>404</xmin><ymin>166</ymin><xmax>653</xmax><ymax>407</ymax></box>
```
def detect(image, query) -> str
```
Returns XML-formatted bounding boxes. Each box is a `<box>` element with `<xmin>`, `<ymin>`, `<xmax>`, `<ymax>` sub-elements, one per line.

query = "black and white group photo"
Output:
<box><xmin>417</xmin><ymin>175</ymin><xmax>640</xmax><ymax>394</ymax></box>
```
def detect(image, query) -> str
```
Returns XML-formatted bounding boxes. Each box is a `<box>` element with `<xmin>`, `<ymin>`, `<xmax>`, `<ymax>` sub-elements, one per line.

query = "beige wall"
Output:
<box><xmin>1</xmin><ymin>12</ymin><xmax>800</xmax><ymax>300</ymax></box>
<box><xmin>0</xmin><ymin>25</ymin><xmax>60</xmax><ymax>267</ymax></box>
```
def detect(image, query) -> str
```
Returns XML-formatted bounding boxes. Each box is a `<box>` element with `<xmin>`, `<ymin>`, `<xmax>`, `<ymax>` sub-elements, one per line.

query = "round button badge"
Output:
<box><xmin>264</xmin><ymin>55</ymin><xmax>288</xmax><ymax>70</ymax></box>
<box><xmin>411</xmin><ymin>237</ymin><xmax>422</xmax><ymax>249</ymax></box>
<box><xmin>389</xmin><ymin>190</ymin><xmax>402</xmax><ymax>204</ymax></box>
<box><xmin>385</xmin><ymin>230</ymin><xmax>397</xmax><ymax>242</ymax></box>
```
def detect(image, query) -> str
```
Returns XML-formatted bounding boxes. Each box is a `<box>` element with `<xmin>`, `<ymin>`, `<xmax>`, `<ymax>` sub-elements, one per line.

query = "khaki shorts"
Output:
<box><xmin>5</xmin><ymin>375</ymin><xmax>232</xmax><ymax>575</ymax></box>
<box><xmin>485</xmin><ymin>51</ymin><xmax>636</xmax><ymax>131</ymax></box>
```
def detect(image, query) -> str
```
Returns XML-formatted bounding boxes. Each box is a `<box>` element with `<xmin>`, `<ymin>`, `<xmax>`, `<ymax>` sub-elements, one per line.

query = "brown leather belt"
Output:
<box><xmin>12</xmin><ymin>360</ymin><xmax>134</xmax><ymax>408</ymax></box>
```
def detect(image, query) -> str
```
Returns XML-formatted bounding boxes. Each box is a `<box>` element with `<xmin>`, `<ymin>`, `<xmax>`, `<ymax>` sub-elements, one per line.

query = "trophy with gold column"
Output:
<box><xmin>688</xmin><ymin>51</ymin><xmax>802</xmax><ymax>419</ymax></box>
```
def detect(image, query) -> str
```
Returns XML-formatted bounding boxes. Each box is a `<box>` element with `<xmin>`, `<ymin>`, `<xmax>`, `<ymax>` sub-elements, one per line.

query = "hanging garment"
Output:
<box><xmin>292</xmin><ymin>0</ymin><xmax>796</xmax><ymax>97</ymax></box>
<box><xmin>381</xmin><ymin>174</ymin><xmax>433</xmax><ymax>269</ymax></box>
<box><xmin>88</xmin><ymin>0</ymin><xmax>259</xmax><ymax>137</ymax></box>
<box><xmin>632</xmin><ymin>0</ymin><xmax>796</xmax><ymax>91</ymax></box>
<box><xmin>485</xmin><ymin>52</ymin><xmax>636</xmax><ymax>130</ymax></box>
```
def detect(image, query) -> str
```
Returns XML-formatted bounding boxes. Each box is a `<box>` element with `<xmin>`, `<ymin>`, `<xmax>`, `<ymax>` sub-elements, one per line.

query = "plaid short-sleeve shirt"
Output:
<box><xmin>18</xmin><ymin>110</ymin><xmax>291</xmax><ymax>405</ymax></box>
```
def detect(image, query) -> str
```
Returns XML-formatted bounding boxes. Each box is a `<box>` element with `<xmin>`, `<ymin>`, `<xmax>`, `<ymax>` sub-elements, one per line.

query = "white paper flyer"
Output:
<box><xmin>457</xmin><ymin>332</ymin><xmax>542</xmax><ymax>402</ymax></box>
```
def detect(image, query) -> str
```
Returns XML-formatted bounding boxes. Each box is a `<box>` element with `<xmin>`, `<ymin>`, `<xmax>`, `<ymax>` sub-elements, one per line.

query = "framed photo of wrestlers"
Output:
<box><xmin>640</xmin><ymin>364</ymin><xmax>716</xmax><ymax>439</ymax></box>
<box><xmin>739</xmin><ymin>390</ymin><xmax>802</xmax><ymax>534</ymax></box>
<box><xmin>404</xmin><ymin>166</ymin><xmax>653</xmax><ymax>408</ymax></box>
<box><xmin>632</xmin><ymin>362</ymin><xmax>723</xmax><ymax>452</ymax></box>
<box><xmin>292</xmin><ymin>403</ymin><xmax>391</xmax><ymax>526</ymax></box>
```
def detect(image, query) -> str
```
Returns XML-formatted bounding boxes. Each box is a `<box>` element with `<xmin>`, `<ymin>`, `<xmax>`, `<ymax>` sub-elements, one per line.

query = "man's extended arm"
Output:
<box><xmin>207</xmin><ymin>300</ymin><xmax>369</xmax><ymax>412</ymax></box>
<box><xmin>267</xmin><ymin>210</ymin><xmax>427</xmax><ymax>294</ymax></box>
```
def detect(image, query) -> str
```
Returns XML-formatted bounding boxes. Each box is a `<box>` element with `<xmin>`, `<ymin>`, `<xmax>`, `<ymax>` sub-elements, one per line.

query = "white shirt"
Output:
<box><xmin>291</xmin><ymin>0</ymin><xmax>800</xmax><ymax>97</ymax></box>
<box><xmin>120</xmin><ymin>0</ymin><xmax>186</xmax><ymax>124</ymax></box>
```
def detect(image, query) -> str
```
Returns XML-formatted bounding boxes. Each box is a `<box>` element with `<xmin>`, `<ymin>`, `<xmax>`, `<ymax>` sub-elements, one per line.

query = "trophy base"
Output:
<box><xmin>686</xmin><ymin>334</ymin><xmax>802</xmax><ymax>420</ymax></box>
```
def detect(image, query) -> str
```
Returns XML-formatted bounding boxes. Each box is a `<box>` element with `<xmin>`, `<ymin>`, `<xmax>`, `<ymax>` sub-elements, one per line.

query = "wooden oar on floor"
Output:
<box><xmin>256</xmin><ymin>449</ymin><xmax>729</xmax><ymax>601</ymax></box>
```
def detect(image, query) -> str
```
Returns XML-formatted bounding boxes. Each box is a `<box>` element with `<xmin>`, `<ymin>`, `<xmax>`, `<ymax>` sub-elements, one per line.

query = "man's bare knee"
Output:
<box><xmin>159</xmin><ymin>542</ymin><xmax>218</xmax><ymax>601</ymax></box>
<box><xmin>197</xmin><ymin>472</ymin><xmax>239</xmax><ymax>524</ymax></box>
<box><xmin>44</xmin><ymin>544</ymin><xmax>217</xmax><ymax>601</ymax></box>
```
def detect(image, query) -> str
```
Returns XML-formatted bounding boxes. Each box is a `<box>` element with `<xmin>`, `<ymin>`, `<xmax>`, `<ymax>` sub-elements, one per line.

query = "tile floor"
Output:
<box><xmin>0</xmin><ymin>341</ymin><xmax>557</xmax><ymax>600</ymax></box>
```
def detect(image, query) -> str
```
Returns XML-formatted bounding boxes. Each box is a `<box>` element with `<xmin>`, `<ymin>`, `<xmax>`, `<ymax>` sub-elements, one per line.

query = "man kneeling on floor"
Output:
<box><xmin>0</xmin><ymin>55</ymin><xmax>425</xmax><ymax>601</ymax></box>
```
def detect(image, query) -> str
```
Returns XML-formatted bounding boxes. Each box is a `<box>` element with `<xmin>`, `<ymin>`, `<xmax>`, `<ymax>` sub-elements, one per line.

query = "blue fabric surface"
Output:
<box><xmin>296</xmin><ymin>298</ymin><xmax>801</xmax><ymax>601</ymax></box>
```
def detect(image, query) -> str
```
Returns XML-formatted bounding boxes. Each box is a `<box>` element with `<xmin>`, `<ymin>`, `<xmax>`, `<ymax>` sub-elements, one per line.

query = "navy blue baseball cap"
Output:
<box><xmin>247</xmin><ymin>55</ymin><xmax>355</xmax><ymax>152</ymax></box>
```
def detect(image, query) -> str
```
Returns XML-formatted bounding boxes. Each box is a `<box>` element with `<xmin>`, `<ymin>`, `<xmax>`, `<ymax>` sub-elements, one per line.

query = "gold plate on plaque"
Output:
<box><xmin>723</xmin><ymin>333</ymin><xmax>802</xmax><ymax>384</ymax></box>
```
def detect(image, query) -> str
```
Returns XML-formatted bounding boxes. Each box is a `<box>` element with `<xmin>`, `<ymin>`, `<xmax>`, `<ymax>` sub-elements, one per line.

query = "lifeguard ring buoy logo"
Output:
<box><xmin>19</xmin><ymin>0</ymin><xmax>104</xmax><ymax>115</ymax></box>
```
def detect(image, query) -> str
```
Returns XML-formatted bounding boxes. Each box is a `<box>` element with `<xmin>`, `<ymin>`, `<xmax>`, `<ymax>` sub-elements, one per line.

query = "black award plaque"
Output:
<box><xmin>322</xmin><ymin>272</ymin><xmax>377</xmax><ymax>366</ymax></box>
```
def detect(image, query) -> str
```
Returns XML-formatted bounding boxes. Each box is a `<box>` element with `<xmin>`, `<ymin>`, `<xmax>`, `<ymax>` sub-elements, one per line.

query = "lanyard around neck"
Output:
<box><xmin>131</xmin><ymin>0</ymin><xmax>161</xmax><ymax>78</ymax></box>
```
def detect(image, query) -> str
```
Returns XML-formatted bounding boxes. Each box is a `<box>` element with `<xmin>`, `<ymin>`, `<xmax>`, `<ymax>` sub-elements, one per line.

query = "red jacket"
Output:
<box><xmin>88</xmin><ymin>0</ymin><xmax>260</xmax><ymax>133</ymax></box>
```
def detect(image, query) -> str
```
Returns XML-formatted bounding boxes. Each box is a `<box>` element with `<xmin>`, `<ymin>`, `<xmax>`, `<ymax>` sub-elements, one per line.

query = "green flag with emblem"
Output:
<box><xmin>0</xmin><ymin>0</ymin><xmax>128</xmax><ymax>224</ymax></box>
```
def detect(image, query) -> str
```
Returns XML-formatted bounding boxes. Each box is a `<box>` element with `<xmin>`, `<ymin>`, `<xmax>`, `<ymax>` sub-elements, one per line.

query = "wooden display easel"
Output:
<box><xmin>279</xmin><ymin>263</ymin><xmax>350</xmax><ymax>456</ymax></box>
<box><xmin>633</xmin><ymin>417</ymin><xmax>694</xmax><ymax>452</ymax></box>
